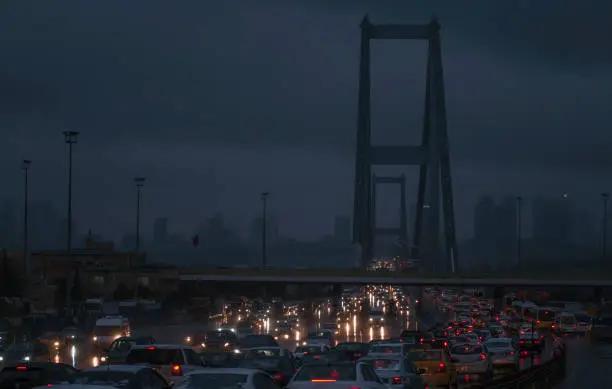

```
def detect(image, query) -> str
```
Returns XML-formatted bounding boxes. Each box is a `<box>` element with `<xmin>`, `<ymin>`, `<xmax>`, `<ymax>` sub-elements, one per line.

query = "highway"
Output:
<box><xmin>555</xmin><ymin>336</ymin><xmax>612</xmax><ymax>388</ymax></box>
<box><xmin>11</xmin><ymin>288</ymin><xmax>597</xmax><ymax>388</ymax></box>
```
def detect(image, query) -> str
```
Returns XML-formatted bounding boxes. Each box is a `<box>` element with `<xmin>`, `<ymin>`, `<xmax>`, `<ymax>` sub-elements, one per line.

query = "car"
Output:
<box><xmin>448</xmin><ymin>343</ymin><xmax>493</xmax><ymax>379</ymax></box>
<box><xmin>95</xmin><ymin>335</ymin><xmax>156</xmax><ymax>366</ymax></box>
<box><xmin>286</xmin><ymin>361</ymin><xmax>387</xmax><ymax>389</ymax></box>
<box><xmin>485</xmin><ymin>338</ymin><xmax>519</xmax><ymax>372</ymax></box>
<box><xmin>177</xmin><ymin>368</ymin><xmax>276</xmax><ymax>389</ymax></box>
<box><xmin>73</xmin><ymin>364</ymin><xmax>172</xmax><ymax>389</ymax></box>
<box><xmin>359</xmin><ymin>356</ymin><xmax>426</xmax><ymax>389</ymax></box>
<box><xmin>125</xmin><ymin>344</ymin><xmax>203</xmax><ymax>381</ymax></box>
<box><xmin>406</xmin><ymin>348</ymin><xmax>457</xmax><ymax>389</ymax></box>
<box><xmin>518</xmin><ymin>330</ymin><xmax>544</xmax><ymax>353</ymax></box>
<box><xmin>0</xmin><ymin>362</ymin><xmax>77</xmax><ymax>387</ymax></box>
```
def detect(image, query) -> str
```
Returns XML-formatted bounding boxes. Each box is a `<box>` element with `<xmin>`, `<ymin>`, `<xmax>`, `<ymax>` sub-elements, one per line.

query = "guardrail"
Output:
<box><xmin>488</xmin><ymin>353</ymin><xmax>566</xmax><ymax>389</ymax></box>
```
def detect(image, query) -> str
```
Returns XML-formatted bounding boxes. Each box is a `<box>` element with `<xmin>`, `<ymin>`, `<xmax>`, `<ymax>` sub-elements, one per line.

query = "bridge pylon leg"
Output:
<box><xmin>352</xmin><ymin>16</ymin><xmax>457</xmax><ymax>272</ymax></box>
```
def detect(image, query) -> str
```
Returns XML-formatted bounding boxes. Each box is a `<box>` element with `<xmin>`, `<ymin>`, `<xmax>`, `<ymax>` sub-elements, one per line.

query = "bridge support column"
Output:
<box><xmin>594</xmin><ymin>286</ymin><xmax>603</xmax><ymax>304</ymax></box>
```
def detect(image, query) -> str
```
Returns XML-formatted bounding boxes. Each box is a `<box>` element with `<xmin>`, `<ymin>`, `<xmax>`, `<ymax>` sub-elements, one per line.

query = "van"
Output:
<box><xmin>552</xmin><ymin>312</ymin><xmax>577</xmax><ymax>334</ymax></box>
<box><xmin>92</xmin><ymin>315</ymin><xmax>130</xmax><ymax>349</ymax></box>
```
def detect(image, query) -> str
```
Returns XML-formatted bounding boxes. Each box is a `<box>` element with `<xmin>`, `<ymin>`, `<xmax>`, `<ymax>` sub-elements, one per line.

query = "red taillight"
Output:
<box><xmin>171</xmin><ymin>365</ymin><xmax>183</xmax><ymax>376</ymax></box>
<box><xmin>272</xmin><ymin>372</ymin><xmax>284</xmax><ymax>382</ymax></box>
<box><xmin>438</xmin><ymin>363</ymin><xmax>446</xmax><ymax>372</ymax></box>
<box><xmin>16</xmin><ymin>366</ymin><xmax>27</xmax><ymax>371</ymax></box>
<box><xmin>311</xmin><ymin>379</ymin><xmax>336</xmax><ymax>383</ymax></box>
<box><xmin>552</xmin><ymin>325</ymin><xmax>555</xmax><ymax>329</ymax></box>
<box><xmin>519</xmin><ymin>340</ymin><xmax>525</xmax><ymax>344</ymax></box>
<box><xmin>537</xmin><ymin>320</ymin><xmax>541</xmax><ymax>324</ymax></box>
<box><xmin>509</xmin><ymin>351</ymin><xmax>515</xmax><ymax>356</ymax></box>
<box><xmin>574</xmin><ymin>325</ymin><xmax>577</xmax><ymax>329</ymax></box>
<box><xmin>534</xmin><ymin>340</ymin><xmax>540</xmax><ymax>344</ymax></box>
<box><xmin>392</xmin><ymin>377</ymin><xmax>401</xmax><ymax>384</ymax></box>
<box><xmin>480</xmin><ymin>353</ymin><xmax>486</xmax><ymax>360</ymax></box>
<box><xmin>146</xmin><ymin>346</ymin><xmax>155</xmax><ymax>350</ymax></box>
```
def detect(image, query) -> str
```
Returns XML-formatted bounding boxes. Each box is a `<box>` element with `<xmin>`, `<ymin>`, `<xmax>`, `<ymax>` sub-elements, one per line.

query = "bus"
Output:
<box><xmin>532</xmin><ymin>307</ymin><xmax>558</xmax><ymax>329</ymax></box>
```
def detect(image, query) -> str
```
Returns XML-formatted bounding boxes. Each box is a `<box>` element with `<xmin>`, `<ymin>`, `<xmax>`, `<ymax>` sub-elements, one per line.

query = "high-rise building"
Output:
<box><xmin>333</xmin><ymin>216</ymin><xmax>351</xmax><ymax>242</ymax></box>
<box><xmin>153</xmin><ymin>218</ymin><xmax>168</xmax><ymax>245</ymax></box>
<box><xmin>532</xmin><ymin>195</ymin><xmax>575</xmax><ymax>246</ymax></box>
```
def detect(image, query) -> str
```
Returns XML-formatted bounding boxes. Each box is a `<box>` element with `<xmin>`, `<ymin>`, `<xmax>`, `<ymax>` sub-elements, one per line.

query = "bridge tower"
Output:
<box><xmin>352</xmin><ymin>16</ymin><xmax>458</xmax><ymax>273</ymax></box>
<box><xmin>371</xmin><ymin>174</ymin><xmax>408</xmax><ymax>249</ymax></box>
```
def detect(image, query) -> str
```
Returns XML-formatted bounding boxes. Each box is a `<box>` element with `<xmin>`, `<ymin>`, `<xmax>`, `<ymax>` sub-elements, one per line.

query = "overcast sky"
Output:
<box><xmin>0</xmin><ymin>0</ymin><xmax>611</xmax><ymax>240</ymax></box>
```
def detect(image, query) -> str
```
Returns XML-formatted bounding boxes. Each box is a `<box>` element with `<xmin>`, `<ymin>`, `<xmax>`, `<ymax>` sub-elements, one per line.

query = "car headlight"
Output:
<box><xmin>24</xmin><ymin>356</ymin><xmax>30</xmax><ymax>361</ymax></box>
<box><xmin>185</xmin><ymin>336</ymin><xmax>192</xmax><ymax>343</ymax></box>
<box><xmin>224</xmin><ymin>342</ymin><xmax>230</xmax><ymax>348</ymax></box>
<box><xmin>233</xmin><ymin>349</ymin><xmax>241</xmax><ymax>354</ymax></box>
<box><xmin>54</xmin><ymin>341</ymin><xmax>60</xmax><ymax>347</ymax></box>
<box><xmin>0</xmin><ymin>356</ymin><xmax>3</xmax><ymax>361</ymax></box>
<box><xmin>201</xmin><ymin>343</ymin><xmax>206</xmax><ymax>348</ymax></box>
<box><xmin>100</xmin><ymin>356</ymin><xmax>107</xmax><ymax>362</ymax></box>
<box><xmin>369</xmin><ymin>318</ymin><xmax>373</xmax><ymax>321</ymax></box>
<box><xmin>93</xmin><ymin>336</ymin><xmax>98</xmax><ymax>342</ymax></box>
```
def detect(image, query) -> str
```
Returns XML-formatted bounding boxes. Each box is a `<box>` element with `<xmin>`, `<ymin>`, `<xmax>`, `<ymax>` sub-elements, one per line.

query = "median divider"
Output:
<box><xmin>488</xmin><ymin>353</ymin><xmax>566</xmax><ymax>389</ymax></box>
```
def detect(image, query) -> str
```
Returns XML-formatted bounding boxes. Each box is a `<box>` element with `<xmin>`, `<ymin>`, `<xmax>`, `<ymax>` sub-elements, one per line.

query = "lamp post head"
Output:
<box><xmin>261</xmin><ymin>192</ymin><xmax>269</xmax><ymax>200</ymax></box>
<box><xmin>22</xmin><ymin>159</ymin><xmax>32</xmax><ymax>170</ymax></box>
<box><xmin>134</xmin><ymin>177</ymin><xmax>146</xmax><ymax>188</ymax></box>
<box><xmin>602</xmin><ymin>193</ymin><xmax>610</xmax><ymax>199</ymax></box>
<box><xmin>63</xmin><ymin>130</ymin><xmax>79</xmax><ymax>144</ymax></box>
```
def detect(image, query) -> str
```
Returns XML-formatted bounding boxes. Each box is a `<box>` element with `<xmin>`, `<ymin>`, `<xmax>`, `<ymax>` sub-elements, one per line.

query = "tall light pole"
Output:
<box><xmin>134</xmin><ymin>177</ymin><xmax>146</xmax><ymax>254</ymax></box>
<box><xmin>63</xmin><ymin>130</ymin><xmax>79</xmax><ymax>315</ymax></box>
<box><xmin>601</xmin><ymin>193</ymin><xmax>609</xmax><ymax>262</ymax></box>
<box><xmin>22</xmin><ymin>159</ymin><xmax>31</xmax><ymax>294</ymax></box>
<box><xmin>515</xmin><ymin>196</ymin><xmax>523</xmax><ymax>269</ymax></box>
<box><xmin>261</xmin><ymin>192</ymin><xmax>270</xmax><ymax>268</ymax></box>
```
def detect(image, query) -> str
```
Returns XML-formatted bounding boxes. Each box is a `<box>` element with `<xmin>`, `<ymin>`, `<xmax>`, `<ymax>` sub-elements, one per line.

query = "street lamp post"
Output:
<box><xmin>515</xmin><ymin>196</ymin><xmax>523</xmax><ymax>269</ymax></box>
<box><xmin>134</xmin><ymin>177</ymin><xmax>146</xmax><ymax>254</ymax></box>
<box><xmin>63</xmin><ymin>130</ymin><xmax>79</xmax><ymax>316</ymax></box>
<box><xmin>601</xmin><ymin>193</ymin><xmax>610</xmax><ymax>262</ymax></box>
<box><xmin>22</xmin><ymin>159</ymin><xmax>31</xmax><ymax>293</ymax></box>
<box><xmin>261</xmin><ymin>192</ymin><xmax>270</xmax><ymax>268</ymax></box>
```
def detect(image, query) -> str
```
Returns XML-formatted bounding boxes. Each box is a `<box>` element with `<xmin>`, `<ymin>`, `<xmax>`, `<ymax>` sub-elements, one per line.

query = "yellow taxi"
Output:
<box><xmin>407</xmin><ymin>348</ymin><xmax>457</xmax><ymax>388</ymax></box>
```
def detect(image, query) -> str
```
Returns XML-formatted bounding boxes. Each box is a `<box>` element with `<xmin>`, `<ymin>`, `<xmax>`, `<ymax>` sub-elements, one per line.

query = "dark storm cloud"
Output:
<box><xmin>0</xmin><ymin>0</ymin><xmax>611</xmax><ymax>174</ymax></box>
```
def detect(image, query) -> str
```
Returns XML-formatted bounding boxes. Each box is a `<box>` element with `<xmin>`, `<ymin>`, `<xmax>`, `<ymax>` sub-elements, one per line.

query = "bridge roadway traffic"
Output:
<box><xmin>179</xmin><ymin>268</ymin><xmax>612</xmax><ymax>287</ymax></box>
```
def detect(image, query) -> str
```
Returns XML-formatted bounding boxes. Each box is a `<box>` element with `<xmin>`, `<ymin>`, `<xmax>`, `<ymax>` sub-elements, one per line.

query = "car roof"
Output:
<box><xmin>184</xmin><ymin>368</ymin><xmax>259</xmax><ymax>376</ymax></box>
<box><xmin>83</xmin><ymin>365</ymin><xmax>148</xmax><ymax>373</ymax></box>
<box><xmin>486</xmin><ymin>338</ymin><xmax>512</xmax><ymax>343</ymax></box>
<box><xmin>131</xmin><ymin>344</ymin><xmax>187</xmax><ymax>350</ymax></box>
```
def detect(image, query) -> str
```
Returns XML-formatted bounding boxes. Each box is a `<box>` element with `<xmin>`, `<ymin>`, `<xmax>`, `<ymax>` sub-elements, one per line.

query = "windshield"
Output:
<box><xmin>126</xmin><ymin>348</ymin><xmax>183</xmax><ymax>365</ymax></box>
<box><xmin>295</xmin><ymin>346</ymin><xmax>320</xmax><ymax>353</ymax></box>
<box><xmin>369</xmin><ymin>345</ymin><xmax>401</xmax><ymax>354</ymax></box>
<box><xmin>486</xmin><ymin>341</ymin><xmax>511</xmax><ymax>349</ymax></box>
<box><xmin>451</xmin><ymin>345</ymin><xmax>483</xmax><ymax>355</ymax></box>
<box><xmin>561</xmin><ymin>316</ymin><xmax>575</xmax><ymax>325</ymax></box>
<box><xmin>336</xmin><ymin>343</ymin><xmax>365</xmax><ymax>352</ymax></box>
<box><xmin>181</xmin><ymin>373</ymin><xmax>247</xmax><ymax>389</ymax></box>
<box><xmin>538</xmin><ymin>310</ymin><xmax>555</xmax><ymax>321</ymax></box>
<box><xmin>74</xmin><ymin>371</ymin><xmax>134</xmax><ymax>388</ymax></box>
<box><xmin>364</xmin><ymin>358</ymin><xmax>401</xmax><ymax>370</ymax></box>
<box><xmin>94</xmin><ymin>326</ymin><xmax>121</xmax><ymax>336</ymax></box>
<box><xmin>575</xmin><ymin>314</ymin><xmax>591</xmax><ymax>323</ymax></box>
<box><xmin>407</xmin><ymin>350</ymin><xmax>441</xmax><ymax>361</ymax></box>
<box><xmin>246</xmin><ymin>349</ymin><xmax>280</xmax><ymax>358</ymax></box>
<box><xmin>293</xmin><ymin>365</ymin><xmax>356</xmax><ymax>381</ymax></box>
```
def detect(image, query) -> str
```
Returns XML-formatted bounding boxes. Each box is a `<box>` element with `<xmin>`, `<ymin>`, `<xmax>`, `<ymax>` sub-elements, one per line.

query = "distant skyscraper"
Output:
<box><xmin>333</xmin><ymin>216</ymin><xmax>351</xmax><ymax>242</ymax></box>
<box><xmin>153</xmin><ymin>218</ymin><xmax>168</xmax><ymax>245</ymax></box>
<box><xmin>532</xmin><ymin>195</ymin><xmax>575</xmax><ymax>247</ymax></box>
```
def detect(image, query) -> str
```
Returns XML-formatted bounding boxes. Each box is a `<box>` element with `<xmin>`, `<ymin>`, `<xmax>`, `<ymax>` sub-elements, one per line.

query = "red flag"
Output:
<box><xmin>192</xmin><ymin>234</ymin><xmax>199</xmax><ymax>247</ymax></box>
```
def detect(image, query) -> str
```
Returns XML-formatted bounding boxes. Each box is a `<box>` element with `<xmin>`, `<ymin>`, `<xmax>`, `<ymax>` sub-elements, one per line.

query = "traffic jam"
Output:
<box><xmin>0</xmin><ymin>285</ymin><xmax>589</xmax><ymax>389</ymax></box>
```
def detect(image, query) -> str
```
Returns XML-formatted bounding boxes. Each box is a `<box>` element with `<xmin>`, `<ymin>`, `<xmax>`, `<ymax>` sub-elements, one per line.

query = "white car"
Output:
<box><xmin>485</xmin><ymin>338</ymin><xmax>519</xmax><ymax>372</ymax></box>
<box><xmin>245</xmin><ymin>347</ymin><xmax>293</xmax><ymax>359</ymax></box>
<box><xmin>179</xmin><ymin>368</ymin><xmax>276</xmax><ymax>389</ymax></box>
<box><xmin>287</xmin><ymin>362</ymin><xmax>387</xmax><ymax>389</ymax></box>
<box><xmin>449</xmin><ymin>343</ymin><xmax>493</xmax><ymax>377</ymax></box>
<box><xmin>125</xmin><ymin>344</ymin><xmax>203</xmax><ymax>381</ymax></box>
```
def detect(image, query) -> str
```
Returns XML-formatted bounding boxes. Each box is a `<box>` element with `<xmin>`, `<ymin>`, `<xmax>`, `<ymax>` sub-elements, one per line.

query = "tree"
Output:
<box><xmin>113</xmin><ymin>282</ymin><xmax>133</xmax><ymax>301</ymax></box>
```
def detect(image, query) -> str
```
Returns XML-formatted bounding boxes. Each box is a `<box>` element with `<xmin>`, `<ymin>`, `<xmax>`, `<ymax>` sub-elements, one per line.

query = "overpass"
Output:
<box><xmin>179</xmin><ymin>267</ymin><xmax>612</xmax><ymax>287</ymax></box>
